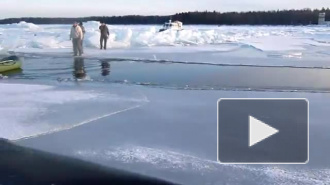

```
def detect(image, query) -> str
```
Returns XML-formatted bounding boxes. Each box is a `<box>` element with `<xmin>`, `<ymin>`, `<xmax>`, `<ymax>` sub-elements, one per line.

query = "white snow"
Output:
<box><xmin>0</xmin><ymin>22</ymin><xmax>329</xmax><ymax>69</ymax></box>
<box><xmin>0</xmin><ymin>22</ymin><xmax>330</xmax><ymax>69</ymax></box>
<box><xmin>0</xmin><ymin>22</ymin><xmax>330</xmax><ymax>51</ymax></box>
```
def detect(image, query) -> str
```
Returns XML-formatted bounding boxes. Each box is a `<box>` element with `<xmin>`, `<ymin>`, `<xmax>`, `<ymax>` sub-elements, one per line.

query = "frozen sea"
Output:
<box><xmin>1</xmin><ymin>22</ymin><xmax>330</xmax><ymax>184</ymax></box>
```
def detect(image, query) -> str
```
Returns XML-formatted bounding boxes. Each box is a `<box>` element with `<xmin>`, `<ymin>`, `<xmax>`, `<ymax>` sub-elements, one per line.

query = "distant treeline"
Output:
<box><xmin>1</xmin><ymin>8</ymin><xmax>330</xmax><ymax>25</ymax></box>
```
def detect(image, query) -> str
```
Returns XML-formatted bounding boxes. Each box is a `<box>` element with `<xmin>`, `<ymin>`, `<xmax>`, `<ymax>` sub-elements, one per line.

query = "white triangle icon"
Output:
<box><xmin>249</xmin><ymin>116</ymin><xmax>279</xmax><ymax>147</ymax></box>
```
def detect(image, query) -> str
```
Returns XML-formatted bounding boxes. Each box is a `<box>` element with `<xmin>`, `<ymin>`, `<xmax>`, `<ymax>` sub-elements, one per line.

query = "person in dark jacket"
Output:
<box><xmin>99</xmin><ymin>22</ymin><xmax>109</xmax><ymax>50</ymax></box>
<box><xmin>78</xmin><ymin>22</ymin><xmax>86</xmax><ymax>54</ymax></box>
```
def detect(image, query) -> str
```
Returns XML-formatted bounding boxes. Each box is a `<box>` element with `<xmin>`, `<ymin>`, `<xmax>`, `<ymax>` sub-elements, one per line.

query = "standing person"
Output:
<box><xmin>99</xmin><ymin>22</ymin><xmax>109</xmax><ymax>50</ymax></box>
<box><xmin>70</xmin><ymin>22</ymin><xmax>83</xmax><ymax>56</ymax></box>
<box><xmin>78</xmin><ymin>22</ymin><xmax>86</xmax><ymax>54</ymax></box>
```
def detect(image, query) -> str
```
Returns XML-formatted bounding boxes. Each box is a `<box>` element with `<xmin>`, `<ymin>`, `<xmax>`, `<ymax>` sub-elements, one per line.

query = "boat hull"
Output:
<box><xmin>0</xmin><ymin>56</ymin><xmax>22</xmax><ymax>73</ymax></box>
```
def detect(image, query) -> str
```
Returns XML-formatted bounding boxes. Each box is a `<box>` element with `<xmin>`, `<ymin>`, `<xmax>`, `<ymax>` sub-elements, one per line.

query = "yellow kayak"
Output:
<box><xmin>0</xmin><ymin>56</ymin><xmax>22</xmax><ymax>73</ymax></box>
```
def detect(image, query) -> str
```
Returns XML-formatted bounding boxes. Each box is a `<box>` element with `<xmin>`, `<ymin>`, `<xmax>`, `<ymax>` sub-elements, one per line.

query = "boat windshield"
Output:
<box><xmin>163</xmin><ymin>23</ymin><xmax>172</xmax><ymax>29</ymax></box>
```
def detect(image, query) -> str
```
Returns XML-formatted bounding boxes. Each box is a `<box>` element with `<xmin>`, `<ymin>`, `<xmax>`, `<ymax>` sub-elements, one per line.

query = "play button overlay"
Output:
<box><xmin>217</xmin><ymin>98</ymin><xmax>309</xmax><ymax>164</ymax></box>
<box><xmin>249</xmin><ymin>116</ymin><xmax>279</xmax><ymax>147</ymax></box>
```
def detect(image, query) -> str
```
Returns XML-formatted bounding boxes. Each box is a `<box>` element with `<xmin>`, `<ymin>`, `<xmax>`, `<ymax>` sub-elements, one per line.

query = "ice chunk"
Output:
<box><xmin>0</xmin><ymin>83</ymin><xmax>148</xmax><ymax>140</ymax></box>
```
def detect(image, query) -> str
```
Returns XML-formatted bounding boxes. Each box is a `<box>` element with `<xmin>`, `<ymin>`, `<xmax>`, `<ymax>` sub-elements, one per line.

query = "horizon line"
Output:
<box><xmin>1</xmin><ymin>7</ymin><xmax>329</xmax><ymax>20</ymax></box>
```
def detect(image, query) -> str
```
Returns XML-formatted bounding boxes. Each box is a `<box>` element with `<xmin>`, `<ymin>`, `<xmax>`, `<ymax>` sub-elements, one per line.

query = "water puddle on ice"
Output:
<box><xmin>3</xmin><ymin>57</ymin><xmax>330</xmax><ymax>93</ymax></box>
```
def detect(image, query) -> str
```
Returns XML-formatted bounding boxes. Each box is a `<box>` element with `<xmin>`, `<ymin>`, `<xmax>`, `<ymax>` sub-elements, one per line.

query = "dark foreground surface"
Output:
<box><xmin>0</xmin><ymin>139</ymin><xmax>178</xmax><ymax>185</ymax></box>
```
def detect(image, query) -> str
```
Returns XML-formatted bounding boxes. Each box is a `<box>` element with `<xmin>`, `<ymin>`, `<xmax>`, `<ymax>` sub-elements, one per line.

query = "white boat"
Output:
<box><xmin>318</xmin><ymin>12</ymin><xmax>330</xmax><ymax>26</ymax></box>
<box><xmin>159</xmin><ymin>20</ymin><xmax>183</xmax><ymax>32</ymax></box>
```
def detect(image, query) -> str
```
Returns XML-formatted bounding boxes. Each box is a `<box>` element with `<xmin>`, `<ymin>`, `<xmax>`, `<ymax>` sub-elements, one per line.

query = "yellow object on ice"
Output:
<box><xmin>0</xmin><ymin>56</ymin><xmax>22</xmax><ymax>73</ymax></box>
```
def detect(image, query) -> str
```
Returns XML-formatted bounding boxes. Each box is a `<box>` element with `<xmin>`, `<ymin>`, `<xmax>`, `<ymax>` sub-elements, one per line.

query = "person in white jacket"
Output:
<box><xmin>70</xmin><ymin>22</ymin><xmax>83</xmax><ymax>56</ymax></box>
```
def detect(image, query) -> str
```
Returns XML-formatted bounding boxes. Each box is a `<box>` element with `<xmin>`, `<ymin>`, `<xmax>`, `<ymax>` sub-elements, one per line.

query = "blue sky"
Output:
<box><xmin>0</xmin><ymin>0</ymin><xmax>329</xmax><ymax>18</ymax></box>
